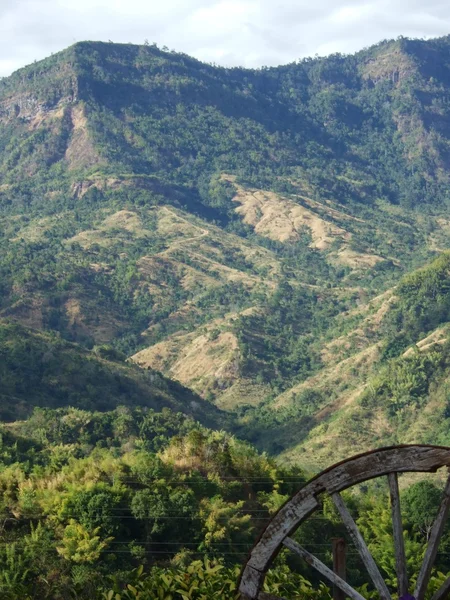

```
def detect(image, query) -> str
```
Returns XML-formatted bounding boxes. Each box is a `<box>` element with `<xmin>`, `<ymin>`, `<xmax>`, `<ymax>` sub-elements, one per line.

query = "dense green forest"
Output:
<box><xmin>4</xmin><ymin>34</ymin><xmax>450</xmax><ymax>598</ymax></box>
<box><xmin>1</xmin><ymin>407</ymin><xmax>450</xmax><ymax>599</ymax></box>
<box><xmin>0</xmin><ymin>319</ymin><xmax>223</xmax><ymax>425</ymax></box>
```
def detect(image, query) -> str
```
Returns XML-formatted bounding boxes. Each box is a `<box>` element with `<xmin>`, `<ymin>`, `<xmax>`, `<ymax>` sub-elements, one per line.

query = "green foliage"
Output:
<box><xmin>131</xmin><ymin>486</ymin><xmax>200</xmax><ymax>544</ymax></box>
<box><xmin>403</xmin><ymin>481</ymin><xmax>444</xmax><ymax>540</ymax></box>
<box><xmin>0</xmin><ymin>407</ymin><xmax>312</xmax><ymax>598</ymax></box>
<box><xmin>0</xmin><ymin>320</ymin><xmax>221</xmax><ymax>425</ymax></box>
<box><xmin>361</xmin><ymin>349</ymin><xmax>446</xmax><ymax>414</ymax></box>
<box><xmin>357</xmin><ymin>497</ymin><xmax>424</xmax><ymax>587</ymax></box>
<box><xmin>101</xmin><ymin>558</ymin><xmax>329</xmax><ymax>600</ymax></box>
<box><xmin>0</xmin><ymin>407</ymin><xmax>449</xmax><ymax>599</ymax></box>
<box><xmin>382</xmin><ymin>253</ymin><xmax>450</xmax><ymax>352</ymax></box>
<box><xmin>234</xmin><ymin>280</ymin><xmax>343</xmax><ymax>389</ymax></box>
<box><xmin>4</xmin><ymin>35</ymin><xmax>450</xmax><ymax>600</ymax></box>
<box><xmin>56</xmin><ymin>520</ymin><xmax>113</xmax><ymax>563</ymax></box>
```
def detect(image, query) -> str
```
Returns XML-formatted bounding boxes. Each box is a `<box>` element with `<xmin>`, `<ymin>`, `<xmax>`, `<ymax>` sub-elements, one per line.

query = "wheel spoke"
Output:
<box><xmin>283</xmin><ymin>537</ymin><xmax>366</xmax><ymax>600</ymax></box>
<box><xmin>430</xmin><ymin>576</ymin><xmax>450</xmax><ymax>600</ymax></box>
<box><xmin>388</xmin><ymin>472</ymin><xmax>409</xmax><ymax>596</ymax></box>
<box><xmin>414</xmin><ymin>471</ymin><xmax>450</xmax><ymax>600</ymax></box>
<box><xmin>332</xmin><ymin>492</ymin><xmax>391</xmax><ymax>600</ymax></box>
<box><xmin>239</xmin><ymin>446</ymin><xmax>450</xmax><ymax>600</ymax></box>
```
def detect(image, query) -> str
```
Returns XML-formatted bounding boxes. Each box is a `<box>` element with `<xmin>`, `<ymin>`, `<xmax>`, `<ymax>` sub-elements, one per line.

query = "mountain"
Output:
<box><xmin>5</xmin><ymin>34</ymin><xmax>450</xmax><ymax>600</ymax></box>
<box><xmin>0</xmin><ymin>318</ymin><xmax>223</xmax><ymax>426</ymax></box>
<box><xmin>235</xmin><ymin>252</ymin><xmax>450</xmax><ymax>467</ymax></box>
<box><xmin>3</xmin><ymin>36</ymin><xmax>450</xmax><ymax>206</ymax></box>
<box><xmin>3</xmin><ymin>37</ymin><xmax>450</xmax><ymax>466</ymax></box>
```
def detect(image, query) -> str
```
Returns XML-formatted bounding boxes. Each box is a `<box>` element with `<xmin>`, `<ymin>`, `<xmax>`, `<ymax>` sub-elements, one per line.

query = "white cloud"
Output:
<box><xmin>1</xmin><ymin>0</ymin><xmax>450</xmax><ymax>77</ymax></box>
<box><xmin>328</xmin><ymin>3</ymin><xmax>378</xmax><ymax>25</ymax></box>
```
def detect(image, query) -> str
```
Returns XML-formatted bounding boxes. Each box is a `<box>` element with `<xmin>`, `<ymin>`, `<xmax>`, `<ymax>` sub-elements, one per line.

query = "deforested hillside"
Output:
<box><xmin>3</xmin><ymin>36</ymin><xmax>450</xmax><ymax>464</ymax></box>
<box><xmin>235</xmin><ymin>253</ymin><xmax>450</xmax><ymax>467</ymax></box>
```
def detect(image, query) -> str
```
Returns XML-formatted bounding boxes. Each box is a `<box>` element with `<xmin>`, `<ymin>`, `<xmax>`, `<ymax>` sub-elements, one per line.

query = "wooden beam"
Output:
<box><xmin>246</xmin><ymin>494</ymin><xmax>319</xmax><ymax>574</ymax></box>
<box><xmin>332</xmin><ymin>538</ymin><xmax>347</xmax><ymax>600</ymax></box>
<box><xmin>414</xmin><ymin>472</ymin><xmax>450</xmax><ymax>600</ymax></box>
<box><xmin>332</xmin><ymin>492</ymin><xmax>391</xmax><ymax>600</ymax></box>
<box><xmin>388</xmin><ymin>472</ymin><xmax>409</xmax><ymax>597</ymax></box>
<box><xmin>430</xmin><ymin>576</ymin><xmax>450</xmax><ymax>600</ymax></box>
<box><xmin>240</xmin><ymin>564</ymin><xmax>267</xmax><ymax>599</ymax></box>
<box><xmin>283</xmin><ymin>537</ymin><xmax>366</xmax><ymax>600</ymax></box>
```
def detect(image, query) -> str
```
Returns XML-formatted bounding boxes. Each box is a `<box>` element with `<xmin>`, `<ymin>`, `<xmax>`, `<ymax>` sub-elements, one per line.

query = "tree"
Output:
<box><xmin>56</xmin><ymin>520</ymin><xmax>113</xmax><ymax>564</ymax></box>
<box><xmin>403</xmin><ymin>481</ymin><xmax>443</xmax><ymax>541</ymax></box>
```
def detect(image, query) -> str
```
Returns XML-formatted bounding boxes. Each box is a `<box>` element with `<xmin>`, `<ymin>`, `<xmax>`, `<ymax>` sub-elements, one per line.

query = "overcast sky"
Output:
<box><xmin>1</xmin><ymin>0</ymin><xmax>450</xmax><ymax>77</ymax></box>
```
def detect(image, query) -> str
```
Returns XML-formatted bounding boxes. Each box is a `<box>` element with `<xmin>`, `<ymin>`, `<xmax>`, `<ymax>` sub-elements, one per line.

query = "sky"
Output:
<box><xmin>1</xmin><ymin>0</ymin><xmax>450</xmax><ymax>77</ymax></box>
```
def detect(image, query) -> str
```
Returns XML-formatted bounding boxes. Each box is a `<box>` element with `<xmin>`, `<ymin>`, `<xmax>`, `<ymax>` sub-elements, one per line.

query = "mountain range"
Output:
<box><xmin>3</xmin><ymin>36</ymin><xmax>450</xmax><ymax>468</ymax></box>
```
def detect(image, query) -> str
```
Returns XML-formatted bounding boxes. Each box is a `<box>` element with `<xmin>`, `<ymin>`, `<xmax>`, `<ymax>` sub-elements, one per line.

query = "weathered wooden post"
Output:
<box><xmin>332</xmin><ymin>538</ymin><xmax>347</xmax><ymax>600</ymax></box>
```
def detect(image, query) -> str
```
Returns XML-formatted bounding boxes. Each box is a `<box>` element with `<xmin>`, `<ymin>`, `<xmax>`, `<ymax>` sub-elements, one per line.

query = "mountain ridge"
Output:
<box><xmin>3</xmin><ymin>35</ymin><xmax>450</xmax><ymax>466</ymax></box>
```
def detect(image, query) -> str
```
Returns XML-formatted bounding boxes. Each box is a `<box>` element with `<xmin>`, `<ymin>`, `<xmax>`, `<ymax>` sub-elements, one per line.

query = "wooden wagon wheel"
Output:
<box><xmin>239</xmin><ymin>445</ymin><xmax>450</xmax><ymax>600</ymax></box>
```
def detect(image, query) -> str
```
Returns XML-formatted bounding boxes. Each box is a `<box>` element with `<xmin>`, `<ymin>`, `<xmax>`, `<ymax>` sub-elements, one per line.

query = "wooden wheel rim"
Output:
<box><xmin>239</xmin><ymin>445</ymin><xmax>450</xmax><ymax>600</ymax></box>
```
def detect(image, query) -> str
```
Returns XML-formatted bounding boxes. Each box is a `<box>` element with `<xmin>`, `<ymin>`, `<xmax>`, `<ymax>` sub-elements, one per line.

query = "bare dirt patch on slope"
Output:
<box><xmin>329</xmin><ymin>247</ymin><xmax>385</xmax><ymax>269</ymax></box>
<box><xmin>403</xmin><ymin>326</ymin><xmax>449</xmax><ymax>357</ymax></box>
<box><xmin>132</xmin><ymin>322</ymin><xmax>239</xmax><ymax>398</ymax></box>
<box><xmin>228</xmin><ymin>180</ymin><xmax>385</xmax><ymax>268</ymax></box>
<box><xmin>68</xmin><ymin>209</ymin><xmax>149</xmax><ymax>248</ymax></box>
<box><xmin>132</xmin><ymin>308</ymin><xmax>261</xmax><ymax>402</ymax></box>
<box><xmin>65</xmin><ymin>105</ymin><xmax>101</xmax><ymax>171</ymax></box>
<box><xmin>64</xmin><ymin>297</ymin><xmax>124</xmax><ymax>343</ymax></box>
<box><xmin>232</xmin><ymin>184</ymin><xmax>350</xmax><ymax>249</ymax></box>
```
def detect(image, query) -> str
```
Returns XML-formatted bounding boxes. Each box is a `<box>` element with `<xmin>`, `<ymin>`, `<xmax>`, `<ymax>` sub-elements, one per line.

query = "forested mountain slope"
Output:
<box><xmin>5</xmin><ymin>33</ymin><xmax>450</xmax><ymax>600</ymax></box>
<box><xmin>235</xmin><ymin>252</ymin><xmax>450</xmax><ymax>466</ymax></box>
<box><xmin>0</xmin><ymin>319</ymin><xmax>223</xmax><ymax>426</ymax></box>
<box><xmin>3</xmin><ymin>36</ymin><xmax>450</xmax><ymax>464</ymax></box>
<box><xmin>3</xmin><ymin>35</ymin><xmax>450</xmax><ymax>206</ymax></box>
